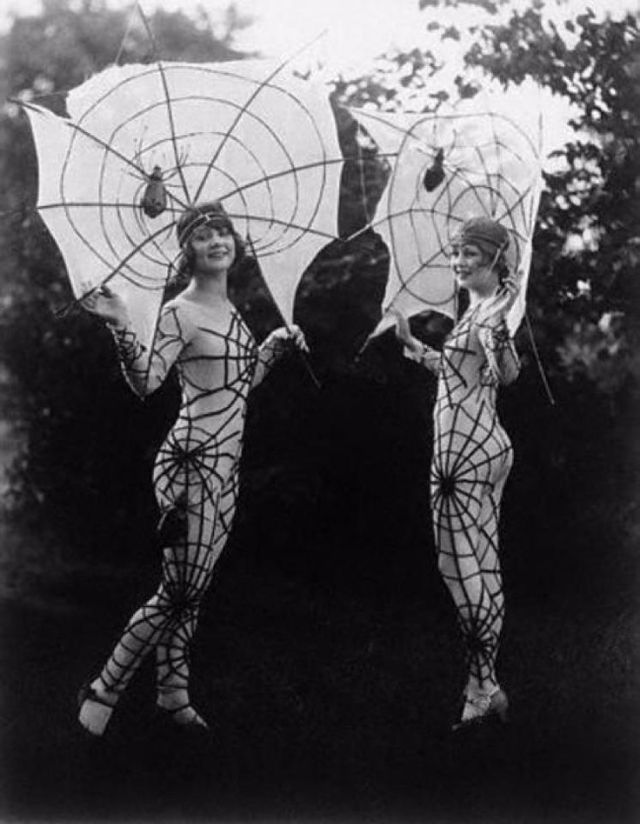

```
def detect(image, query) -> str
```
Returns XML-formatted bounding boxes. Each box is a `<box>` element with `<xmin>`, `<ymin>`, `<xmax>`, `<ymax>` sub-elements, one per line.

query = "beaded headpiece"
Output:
<box><xmin>451</xmin><ymin>217</ymin><xmax>510</xmax><ymax>256</ymax></box>
<box><xmin>176</xmin><ymin>201</ymin><xmax>234</xmax><ymax>247</ymax></box>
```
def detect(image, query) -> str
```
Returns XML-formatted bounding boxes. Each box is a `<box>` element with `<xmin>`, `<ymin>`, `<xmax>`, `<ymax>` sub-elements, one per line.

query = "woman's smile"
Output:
<box><xmin>449</xmin><ymin>242</ymin><xmax>499</xmax><ymax>296</ymax></box>
<box><xmin>206</xmin><ymin>247</ymin><xmax>231</xmax><ymax>260</ymax></box>
<box><xmin>191</xmin><ymin>225</ymin><xmax>235</xmax><ymax>271</ymax></box>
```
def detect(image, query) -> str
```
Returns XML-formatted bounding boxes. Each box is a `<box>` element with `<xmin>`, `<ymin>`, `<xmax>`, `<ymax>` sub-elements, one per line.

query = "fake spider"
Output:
<box><xmin>423</xmin><ymin>147</ymin><xmax>445</xmax><ymax>193</ymax></box>
<box><xmin>127</xmin><ymin>145</ymin><xmax>190</xmax><ymax>218</ymax></box>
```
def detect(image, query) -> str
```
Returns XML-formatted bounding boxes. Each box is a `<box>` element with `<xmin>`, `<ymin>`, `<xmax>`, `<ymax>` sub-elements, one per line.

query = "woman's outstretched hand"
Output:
<box><xmin>391</xmin><ymin>308</ymin><xmax>421</xmax><ymax>355</ymax></box>
<box><xmin>265</xmin><ymin>324</ymin><xmax>309</xmax><ymax>353</ymax></box>
<box><xmin>80</xmin><ymin>282</ymin><xmax>129</xmax><ymax>328</ymax></box>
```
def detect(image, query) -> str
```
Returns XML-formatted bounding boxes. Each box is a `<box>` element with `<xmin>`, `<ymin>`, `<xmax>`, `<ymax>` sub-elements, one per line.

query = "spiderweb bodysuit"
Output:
<box><xmin>408</xmin><ymin>307</ymin><xmax>519</xmax><ymax>694</ymax></box>
<box><xmin>93</xmin><ymin>297</ymin><xmax>281</xmax><ymax>704</ymax></box>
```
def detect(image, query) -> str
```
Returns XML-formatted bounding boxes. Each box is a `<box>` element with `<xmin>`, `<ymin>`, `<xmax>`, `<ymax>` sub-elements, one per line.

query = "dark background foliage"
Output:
<box><xmin>0</xmin><ymin>1</ymin><xmax>638</xmax><ymax>822</ymax></box>
<box><xmin>0</xmin><ymin>0</ymin><xmax>637</xmax><ymax>592</ymax></box>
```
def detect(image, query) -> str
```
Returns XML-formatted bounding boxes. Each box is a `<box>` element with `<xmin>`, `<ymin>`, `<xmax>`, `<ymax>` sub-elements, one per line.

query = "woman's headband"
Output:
<box><xmin>176</xmin><ymin>201</ymin><xmax>234</xmax><ymax>247</ymax></box>
<box><xmin>451</xmin><ymin>216</ymin><xmax>510</xmax><ymax>254</ymax></box>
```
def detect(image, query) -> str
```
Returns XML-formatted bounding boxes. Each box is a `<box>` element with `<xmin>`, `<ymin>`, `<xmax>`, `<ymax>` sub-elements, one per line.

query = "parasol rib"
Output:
<box><xmin>155</xmin><ymin>62</ymin><xmax>192</xmax><ymax>203</ymax></box>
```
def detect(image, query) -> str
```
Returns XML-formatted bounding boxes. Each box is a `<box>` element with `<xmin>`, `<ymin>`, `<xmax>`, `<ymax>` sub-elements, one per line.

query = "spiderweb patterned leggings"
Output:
<box><xmin>431</xmin><ymin>402</ymin><xmax>513</xmax><ymax>693</ymax></box>
<box><xmin>94</xmin><ymin>437</ymin><xmax>239</xmax><ymax>702</ymax></box>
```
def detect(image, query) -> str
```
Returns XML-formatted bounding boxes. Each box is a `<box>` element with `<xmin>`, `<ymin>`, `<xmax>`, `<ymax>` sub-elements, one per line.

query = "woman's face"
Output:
<box><xmin>189</xmin><ymin>222</ymin><xmax>236</xmax><ymax>274</ymax></box>
<box><xmin>449</xmin><ymin>242</ymin><xmax>498</xmax><ymax>294</ymax></box>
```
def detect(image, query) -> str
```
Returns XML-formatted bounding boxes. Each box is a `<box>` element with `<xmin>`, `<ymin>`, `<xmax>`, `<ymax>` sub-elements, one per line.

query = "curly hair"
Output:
<box><xmin>169</xmin><ymin>201</ymin><xmax>246</xmax><ymax>291</ymax></box>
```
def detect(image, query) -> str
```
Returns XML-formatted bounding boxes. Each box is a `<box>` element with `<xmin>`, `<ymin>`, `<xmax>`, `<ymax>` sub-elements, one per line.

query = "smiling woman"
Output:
<box><xmin>76</xmin><ymin>200</ymin><xmax>307</xmax><ymax>737</ymax></box>
<box><xmin>174</xmin><ymin>200</ymin><xmax>246</xmax><ymax>289</ymax></box>
<box><xmin>449</xmin><ymin>217</ymin><xmax>511</xmax><ymax>295</ymax></box>
<box><xmin>394</xmin><ymin>216</ymin><xmax>521</xmax><ymax>729</ymax></box>
<box><xmin>190</xmin><ymin>223</ymin><xmax>234</xmax><ymax>267</ymax></box>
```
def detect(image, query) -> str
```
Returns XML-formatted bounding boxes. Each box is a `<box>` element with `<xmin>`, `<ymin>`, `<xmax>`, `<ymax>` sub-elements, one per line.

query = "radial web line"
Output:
<box><xmin>156</xmin><ymin>62</ymin><xmax>191</xmax><ymax>203</ymax></box>
<box><xmin>191</xmin><ymin>34</ymin><xmax>327</xmax><ymax>204</ymax></box>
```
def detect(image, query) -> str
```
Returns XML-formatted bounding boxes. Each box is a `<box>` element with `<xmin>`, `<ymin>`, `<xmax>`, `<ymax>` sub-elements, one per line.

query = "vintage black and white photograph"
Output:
<box><xmin>0</xmin><ymin>0</ymin><xmax>637</xmax><ymax>821</ymax></box>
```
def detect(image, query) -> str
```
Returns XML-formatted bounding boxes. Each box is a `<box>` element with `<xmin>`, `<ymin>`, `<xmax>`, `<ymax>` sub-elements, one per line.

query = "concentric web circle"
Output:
<box><xmin>394</xmin><ymin>112</ymin><xmax>539</xmax><ymax>294</ymax></box>
<box><xmin>57</xmin><ymin>62</ymin><xmax>340</xmax><ymax>291</ymax></box>
<box><xmin>355</xmin><ymin>106</ymin><xmax>541</xmax><ymax>320</ymax></box>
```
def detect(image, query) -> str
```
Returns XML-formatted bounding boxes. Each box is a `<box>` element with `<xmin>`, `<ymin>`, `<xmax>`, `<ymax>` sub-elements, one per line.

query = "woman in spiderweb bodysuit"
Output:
<box><xmin>77</xmin><ymin>201</ymin><xmax>305</xmax><ymax>736</ymax></box>
<box><xmin>395</xmin><ymin>216</ymin><xmax>521</xmax><ymax>730</ymax></box>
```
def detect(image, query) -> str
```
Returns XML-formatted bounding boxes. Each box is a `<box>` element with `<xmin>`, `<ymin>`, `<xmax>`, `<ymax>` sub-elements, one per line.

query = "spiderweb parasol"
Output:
<box><xmin>350</xmin><ymin>90</ymin><xmax>544</xmax><ymax>339</ymax></box>
<box><xmin>23</xmin><ymin>59</ymin><xmax>344</xmax><ymax>351</ymax></box>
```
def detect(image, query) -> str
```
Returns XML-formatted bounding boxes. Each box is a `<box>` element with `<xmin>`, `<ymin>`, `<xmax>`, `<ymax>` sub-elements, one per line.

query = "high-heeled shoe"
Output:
<box><xmin>452</xmin><ymin>688</ymin><xmax>509</xmax><ymax>732</ymax></box>
<box><xmin>77</xmin><ymin>681</ymin><xmax>117</xmax><ymax>737</ymax></box>
<box><xmin>155</xmin><ymin>702</ymin><xmax>210</xmax><ymax>732</ymax></box>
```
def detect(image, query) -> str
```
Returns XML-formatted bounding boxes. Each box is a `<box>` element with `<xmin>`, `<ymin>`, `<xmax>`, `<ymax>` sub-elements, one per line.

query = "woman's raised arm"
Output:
<box><xmin>479</xmin><ymin>321</ymin><xmax>521</xmax><ymax>386</ymax></box>
<box><xmin>82</xmin><ymin>286</ymin><xmax>193</xmax><ymax>398</ymax></box>
<box><xmin>475</xmin><ymin>272</ymin><xmax>522</xmax><ymax>386</ymax></box>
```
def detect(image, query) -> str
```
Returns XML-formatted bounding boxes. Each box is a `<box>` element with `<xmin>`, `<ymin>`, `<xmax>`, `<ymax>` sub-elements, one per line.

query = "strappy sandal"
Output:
<box><xmin>452</xmin><ymin>688</ymin><xmax>509</xmax><ymax>732</ymax></box>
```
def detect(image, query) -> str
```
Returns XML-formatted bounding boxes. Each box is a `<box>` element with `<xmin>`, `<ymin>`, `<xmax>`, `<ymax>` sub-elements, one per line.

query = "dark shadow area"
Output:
<box><xmin>0</xmin><ymin>355</ymin><xmax>638</xmax><ymax>824</ymax></box>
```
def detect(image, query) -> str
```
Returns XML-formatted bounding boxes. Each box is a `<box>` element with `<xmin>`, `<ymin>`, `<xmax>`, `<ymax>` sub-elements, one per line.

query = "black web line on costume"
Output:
<box><xmin>433</xmin><ymin>463</ymin><xmax>505</xmax><ymax>687</ymax></box>
<box><xmin>430</xmin><ymin>317</ymin><xmax>511</xmax><ymax>690</ymax></box>
<box><xmin>101</xmin><ymin>307</ymin><xmax>257</xmax><ymax>699</ymax></box>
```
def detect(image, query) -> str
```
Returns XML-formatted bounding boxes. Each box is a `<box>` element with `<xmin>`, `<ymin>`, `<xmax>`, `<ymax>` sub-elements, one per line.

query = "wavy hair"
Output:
<box><xmin>168</xmin><ymin>201</ymin><xmax>246</xmax><ymax>291</ymax></box>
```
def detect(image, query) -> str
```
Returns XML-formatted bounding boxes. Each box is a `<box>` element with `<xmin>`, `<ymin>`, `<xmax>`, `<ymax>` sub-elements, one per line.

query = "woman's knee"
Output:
<box><xmin>158</xmin><ymin>577</ymin><xmax>204</xmax><ymax>617</ymax></box>
<box><xmin>437</xmin><ymin>549</ymin><xmax>460</xmax><ymax>580</ymax></box>
<box><xmin>156</xmin><ymin>501</ymin><xmax>188</xmax><ymax>548</ymax></box>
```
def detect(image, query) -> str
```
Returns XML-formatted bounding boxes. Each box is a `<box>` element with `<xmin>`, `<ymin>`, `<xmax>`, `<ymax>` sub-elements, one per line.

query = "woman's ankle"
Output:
<box><xmin>156</xmin><ymin>688</ymin><xmax>189</xmax><ymax>710</ymax></box>
<box><xmin>465</xmin><ymin>677</ymin><xmax>499</xmax><ymax>699</ymax></box>
<box><xmin>89</xmin><ymin>679</ymin><xmax>118</xmax><ymax>706</ymax></box>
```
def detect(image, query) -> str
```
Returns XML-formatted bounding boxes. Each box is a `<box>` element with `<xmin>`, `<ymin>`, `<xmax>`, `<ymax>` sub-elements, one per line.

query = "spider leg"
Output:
<box><xmin>124</xmin><ymin>168</ymin><xmax>147</xmax><ymax>182</ymax></box>
<box><xmin>163</xmin><ymin>168</ymin><xmax>180</xmax><ymax>182</ymax></box>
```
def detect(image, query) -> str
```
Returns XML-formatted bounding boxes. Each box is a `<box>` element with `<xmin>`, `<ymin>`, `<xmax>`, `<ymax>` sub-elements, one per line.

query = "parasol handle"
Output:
<box><xmin>524</xmin><ymin>311</ymin><xmax>556</xmax><ymax>406</ymax></box>
<box><xmin>288</xmin><ymin>329</ymin><xmax>322</xmax><ymax>391</ymax></box>
<box><xmin>355</xmin><ymin>333</ymin><xmax>373</xmax><ymax>360</ymax></box>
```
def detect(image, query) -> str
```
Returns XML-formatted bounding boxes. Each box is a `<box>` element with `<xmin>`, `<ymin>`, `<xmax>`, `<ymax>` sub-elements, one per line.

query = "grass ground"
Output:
<box><xmin>0</xmin><ymin>518</ymin><xmax>637</xmax><ymax>824</ymax></box>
